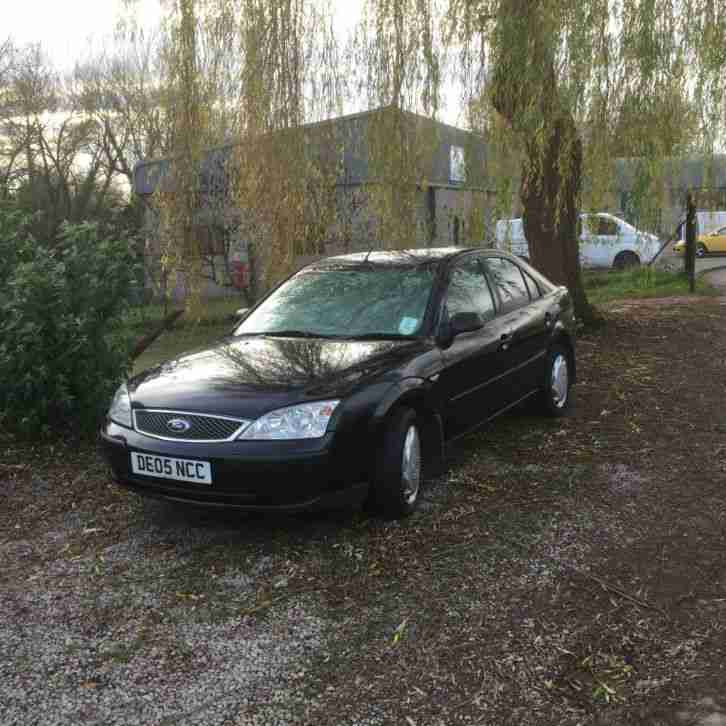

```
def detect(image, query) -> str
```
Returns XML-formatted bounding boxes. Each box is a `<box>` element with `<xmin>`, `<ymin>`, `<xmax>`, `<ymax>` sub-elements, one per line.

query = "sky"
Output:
<box><xmin>3</xmin><ymin>0</ymin><xmax>361</xmax><ymax>69</ymax></box>
<box><xmin>3</xmin><ymin>0</ymin><xmax>462</xmax><ymax>125</ymax></box>
<box><xmin>3</xmin><ymin>0</ymin><xmax>163</xmax><ymax>69</ymax></box>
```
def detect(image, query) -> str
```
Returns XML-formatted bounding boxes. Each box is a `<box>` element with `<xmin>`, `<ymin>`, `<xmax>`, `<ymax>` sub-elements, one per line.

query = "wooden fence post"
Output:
<box><xmin>685</xmin><ymin>192</ymin><xmax>696</xmax><ymax>294</ymax></box>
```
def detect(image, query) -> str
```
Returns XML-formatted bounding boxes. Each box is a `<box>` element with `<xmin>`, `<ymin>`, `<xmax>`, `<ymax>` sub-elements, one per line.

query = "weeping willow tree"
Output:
<box><xmin>448</xmin><ymin>0</ymin><xmax>726</xmax><ymax>322</ymax></box>
<box><xmin>153</xmin><ymin>0</ymin><xmax>243</xmax><ymax>309</ymax></box>
<box><xmin>154</xmin><ymin>0</ymin><xmax>204</xmax><ymax>309</ymax></box>
<box><xmin>353</xmin><ymin>0</ymin><xmax>445</xmax><ymax>249</ymax></box>
<box><xmin>152</xmin><ymin>0</ymin><xmax>342</xmax><ymax>305</ymax></box>
<box><xmin>231</xmin><ymin>0</ymin><xmax>343</xmax><ymax>294</ymax></box>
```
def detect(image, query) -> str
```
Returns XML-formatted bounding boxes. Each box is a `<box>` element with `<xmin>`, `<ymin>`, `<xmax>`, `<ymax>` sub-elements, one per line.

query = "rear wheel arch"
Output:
<box><xmin>613</xmin><ymin>250</ymin><xmax>640</xmax><ymax>269</ymax></box>
<box><xmin>539</xmin><ymin>343</ymin><xmax>572</xmax><ymax>416</ymax></box>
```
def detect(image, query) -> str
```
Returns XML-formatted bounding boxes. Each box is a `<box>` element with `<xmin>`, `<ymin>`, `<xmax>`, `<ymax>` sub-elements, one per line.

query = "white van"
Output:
<box><xmin>495</xmin><ymin>213</ymin><xmax>662</xmax><ymax>269</ymax></box>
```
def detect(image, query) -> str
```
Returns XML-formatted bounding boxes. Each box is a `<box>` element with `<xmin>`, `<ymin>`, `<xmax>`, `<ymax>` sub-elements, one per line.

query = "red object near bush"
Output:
<box><xmin>230</xmin><ymin>261</ymin><xmax>248</xmax><ymax>289</ymax></box>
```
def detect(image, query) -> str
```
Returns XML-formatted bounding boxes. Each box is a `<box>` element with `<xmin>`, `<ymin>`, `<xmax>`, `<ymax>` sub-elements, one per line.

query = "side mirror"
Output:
<box><xmin>450</xmin><ymin>311</ymin><xmax>484</xmax><ymax>336</ymax></box>
<box><xmin>229</xmin><ymin>307</ymin><xmax>250</xmax><ymax>334</ymax></box>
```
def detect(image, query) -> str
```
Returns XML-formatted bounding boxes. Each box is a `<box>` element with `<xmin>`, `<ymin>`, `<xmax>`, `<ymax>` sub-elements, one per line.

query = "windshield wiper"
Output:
<box><xmin>237</xmin><ymin>330</ymin><xmax>418</xmax><ymax>341</ymax></box>
<box><xmin>254</xmin><ymin>330</ymin><xmax>343</xmax><ymax>339</ymax></box>
<box><xmin>345</xmin><ymin>333</ymin><xmax>419</xmax><ymax>341</ymax></box>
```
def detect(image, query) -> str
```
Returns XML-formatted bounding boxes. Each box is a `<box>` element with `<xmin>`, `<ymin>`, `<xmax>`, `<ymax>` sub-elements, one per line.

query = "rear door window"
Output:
<box><xmin>447</xmin><ymin>256</ymin><xmax>496</xmax><ymax>322</ymax></box>
<box><xmin>483</xmin><ymin>257</ymin><xmax>531</xmax><ymax>313</ymax></box>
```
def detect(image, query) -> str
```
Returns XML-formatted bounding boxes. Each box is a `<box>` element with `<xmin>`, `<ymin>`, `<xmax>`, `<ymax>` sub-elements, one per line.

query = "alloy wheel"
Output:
<box><xmin>551</xmin><ymin>353</ymin><xmax>569</xmax><ymax>409</ymax></box>
<box><xmin>401</xmin><ymin>425</ymin><xmax>421</xmax><ymax>504</ymax></box>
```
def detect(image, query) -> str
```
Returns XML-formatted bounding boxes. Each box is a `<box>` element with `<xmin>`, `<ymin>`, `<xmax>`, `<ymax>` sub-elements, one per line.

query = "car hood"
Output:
<box><xmin>129</xmin><ymin>335</ymin><xmax>426</xmax><ymax>418</ymax></box>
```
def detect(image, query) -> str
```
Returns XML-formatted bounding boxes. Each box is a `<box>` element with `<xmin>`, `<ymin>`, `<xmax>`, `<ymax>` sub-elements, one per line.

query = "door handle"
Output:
<box><xmin>499</xmin><ymin>332</ymin><xmax>511</xmax><ymax>351</ymax></box>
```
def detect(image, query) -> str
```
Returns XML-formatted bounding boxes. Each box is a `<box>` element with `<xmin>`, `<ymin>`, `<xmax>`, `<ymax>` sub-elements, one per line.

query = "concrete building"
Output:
<box><xmin>613</xmin><ymin>155</ymin><xmax>726</xmax><ymax>236</ymax></box>
<box><xmin>133</xmin><ymin>106</ymin><xmax>495</xmax><ymax>300</ymax></box>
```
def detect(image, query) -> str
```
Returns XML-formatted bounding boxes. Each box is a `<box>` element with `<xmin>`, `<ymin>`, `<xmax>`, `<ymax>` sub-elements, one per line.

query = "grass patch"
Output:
<box><xmin>583</xmin><ymin>266</ymin><xmax>719</xmax><ymax>305</ymax></box>
<box><xmin>132</xmin><ymin>321</ymin><xmax>232</xmax><ymax>374</ymax></box>
<box><xmin>125</xmin><ymin>297</ymin><xmax>246</xmax><ymax>374</ymax></box>
<box><xmin>123</xmin><ymin>297</ymin><xmax>244</xmax><ymax>334</ymax></box>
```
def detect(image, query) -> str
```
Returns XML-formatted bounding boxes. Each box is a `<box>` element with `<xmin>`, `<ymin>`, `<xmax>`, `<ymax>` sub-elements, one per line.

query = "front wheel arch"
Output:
<box><xmin>368</xmin><ymin>406</ymin><xmax>422</xmax><ymax>518</ymax></box>
<box><xmin>371</xmin><ymin>383</ymin><xmax>445</xmax><ymax>480</ymax></box>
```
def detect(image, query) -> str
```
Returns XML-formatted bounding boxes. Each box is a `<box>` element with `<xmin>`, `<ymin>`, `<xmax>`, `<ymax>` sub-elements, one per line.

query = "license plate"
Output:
<box><xmin>130</xmin><ymin>452</ymin><xmax>212</xmax><ymax>485</ymax></box>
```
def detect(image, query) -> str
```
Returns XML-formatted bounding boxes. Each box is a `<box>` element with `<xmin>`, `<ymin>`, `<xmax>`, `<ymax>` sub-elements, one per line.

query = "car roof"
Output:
<box><xmin>314</xmin><ymin>247</ymin><xmax>467</xmax><ymax>266</ymax></box>
<box><xmin>306</xmin><ymin>246</ymin><xmax>530</xmax><ymax>270</ymax></box>
<box><xmin>298</xmin><ymin>246</ymin><xmax>556</xmax><ymax>291</ymax></box>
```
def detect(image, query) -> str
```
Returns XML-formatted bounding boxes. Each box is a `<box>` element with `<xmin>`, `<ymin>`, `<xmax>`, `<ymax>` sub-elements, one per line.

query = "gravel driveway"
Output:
<box><xmin>3</xmin><ymin>298</ymin><xmax>726</xmax><ymax>725</ymax></box>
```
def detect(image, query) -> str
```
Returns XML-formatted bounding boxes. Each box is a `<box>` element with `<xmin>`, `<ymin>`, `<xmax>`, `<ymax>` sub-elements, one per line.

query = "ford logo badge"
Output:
<box><xmin>167</xmin><ymin>417</ymin><xmax>191</xmax><ymax>433</ymax></box>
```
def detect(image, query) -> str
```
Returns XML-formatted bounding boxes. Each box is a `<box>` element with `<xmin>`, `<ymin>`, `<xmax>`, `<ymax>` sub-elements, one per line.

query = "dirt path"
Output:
<box><xmin>2</xmin><ymin>299</ymin><xmax>726</xmax><ymax>725</ymax></box>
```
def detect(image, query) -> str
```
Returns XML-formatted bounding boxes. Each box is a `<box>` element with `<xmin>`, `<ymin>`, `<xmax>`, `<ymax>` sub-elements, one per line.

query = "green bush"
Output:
<box><xmin>0</xmin><ymin>216</ymin><xmax>140</xmax><ymax>436</ymax></box>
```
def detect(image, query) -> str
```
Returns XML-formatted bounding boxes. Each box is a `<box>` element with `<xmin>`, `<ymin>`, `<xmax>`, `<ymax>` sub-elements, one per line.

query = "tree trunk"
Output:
<box><xmin>488</xmin><ymin>0</ymin><xmax>597</xmax><ymax>325</ymax></box>
<box><xmin>520</xmin><ymin>116</ymin><xmax>593</xmax><ymax>323</ymax></box>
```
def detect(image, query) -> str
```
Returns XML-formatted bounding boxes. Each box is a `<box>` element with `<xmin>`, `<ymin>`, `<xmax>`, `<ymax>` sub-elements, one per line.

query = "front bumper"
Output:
<box><xmin>99</xmin><ymin>422</ymin><xmax>369</xmax><ymax>512</ymax></box>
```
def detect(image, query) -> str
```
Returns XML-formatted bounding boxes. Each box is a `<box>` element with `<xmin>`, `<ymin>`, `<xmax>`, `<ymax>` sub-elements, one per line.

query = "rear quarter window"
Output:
<box><xmin>522</xmin><ymin>269</ymin><xmax>542</xmax><ymax>300</ymax></box>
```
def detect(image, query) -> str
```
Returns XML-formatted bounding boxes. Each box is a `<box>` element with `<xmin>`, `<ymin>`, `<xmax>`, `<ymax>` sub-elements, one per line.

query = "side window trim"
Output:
<box><xmin>473</xmin><ymin>254</ymin><xmax>500</xmax><ymax>315</ymax></box>
<box><xmin>480</xmin><ymin>262</ymin><xmax>504</xmax><ymax>313</ymax></box>
<box><xmin>520</xmin><ymin>267</ymin><xmax>542</xmax><ymax>300</ymax></box>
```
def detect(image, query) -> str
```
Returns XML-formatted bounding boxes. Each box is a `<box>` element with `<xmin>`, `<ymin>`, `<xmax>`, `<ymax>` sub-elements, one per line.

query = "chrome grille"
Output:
<box><xmin>133</xmin><ymin>409</ymin><xmax>249</xmax><ymax>442</ymax></box>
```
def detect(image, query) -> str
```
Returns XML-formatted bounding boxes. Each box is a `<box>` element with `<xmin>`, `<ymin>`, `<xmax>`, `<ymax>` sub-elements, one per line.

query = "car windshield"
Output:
<box><xmin>234</xmin><ymin>265</ymin><xmax>436</xmax><ymax>339</ymax></box>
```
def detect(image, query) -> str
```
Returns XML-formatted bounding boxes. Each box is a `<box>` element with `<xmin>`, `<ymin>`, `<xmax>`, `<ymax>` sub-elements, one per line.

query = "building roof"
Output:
<box><xmin>132</xmin><ymin>106</ymin><xmax>489</xmax><ymax>196</ymax></box>
<box><xmin>613</xmin><ymin>154</ymin><xmax>726</xmax><ymax>191</ymax></box>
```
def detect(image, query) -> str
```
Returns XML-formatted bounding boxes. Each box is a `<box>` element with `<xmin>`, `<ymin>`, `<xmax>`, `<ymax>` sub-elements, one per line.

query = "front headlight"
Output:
<box><xmin>108</xmin><ymin>383</ymin><xmax>132</xmax><ymax>428</ymax></box>
<box><xmin>238</xmin><ymin>400</ymin><xmax>340</xmax><ymax>440</ymax></box>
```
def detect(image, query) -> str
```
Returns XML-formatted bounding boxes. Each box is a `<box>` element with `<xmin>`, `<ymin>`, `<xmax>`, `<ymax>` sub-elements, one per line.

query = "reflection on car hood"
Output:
<box><xmin>128</xmin><ymin>335</ymin><xmax>425</xmax><ymax>418</ymax></box>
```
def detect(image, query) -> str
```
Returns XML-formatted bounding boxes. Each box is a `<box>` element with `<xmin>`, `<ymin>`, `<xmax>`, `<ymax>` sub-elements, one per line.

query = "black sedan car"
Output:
<box><xmin>101</xmin><ymin>248</ymin><xmax>576</xmax><ymax>518</ymax></box>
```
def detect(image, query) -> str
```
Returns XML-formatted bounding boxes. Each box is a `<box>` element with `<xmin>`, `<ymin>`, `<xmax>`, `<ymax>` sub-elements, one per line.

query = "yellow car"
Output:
<box><xmin>674</xmin><ymin>226</ymin><xmax>726</xmax><ymax>257</ymax></box>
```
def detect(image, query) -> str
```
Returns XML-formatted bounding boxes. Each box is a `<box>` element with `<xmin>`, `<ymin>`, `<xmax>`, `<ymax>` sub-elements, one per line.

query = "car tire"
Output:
<box><xmin>369</xmin><ymin>407</ymin><xmax>422</xmax><ymax>519</ymax></box>
<box><xmin>539</xmin><ymin>345</ymin><xmax>571</xmax><ymax>417</ymax></box>
<box><xmin>613</xmin><ymin>251</ymin><xmax>640</xmax><ymax>270</ymax></box>
<box><xmin>697</xmin><ymin>243</ymin><xmax>707</xmax><ymax>258</ymax></box>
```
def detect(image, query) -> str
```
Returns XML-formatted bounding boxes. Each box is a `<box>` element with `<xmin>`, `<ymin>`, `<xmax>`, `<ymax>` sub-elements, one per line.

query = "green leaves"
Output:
<box><xmin>0</xmin><ymin>212</ymin><xmax>140</xmax><ymax>436</ymax></box>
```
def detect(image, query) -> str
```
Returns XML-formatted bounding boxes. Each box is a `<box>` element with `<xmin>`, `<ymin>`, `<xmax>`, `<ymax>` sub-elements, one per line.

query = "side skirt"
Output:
<box><xmin>445</xmin><ymin>387</ymin><xmax>541</xmax><ymax>446</ymax></box>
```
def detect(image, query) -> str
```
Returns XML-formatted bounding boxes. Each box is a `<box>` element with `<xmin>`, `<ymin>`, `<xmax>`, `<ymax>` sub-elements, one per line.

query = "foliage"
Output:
<box><xmin>353</xmin><ymin>0</ymin><xmax>443</xmax><ymax>249</ymax></box>
<box><xmin>0</xmin><ymin>206</ymin><xmax>32</xmax><ymax>288</ymax></box>
<box><xmin>0</xmin><ymin>213</ymin><xmax>140</xmax><ymax>435</ymax></box>
<box><xmin>1</xmin><ymin>41</ymin><xmax>146</xmax><ymax>244</ymax></box>
<box><xmin>149</xmin><ymin>0</ymin><xmax>344</xmax><ymax>309</ymax></box>
<box><xmin>447</xmin><ymin>0</ymin><xmax>726</xmax><ymax>321</ymax></box>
